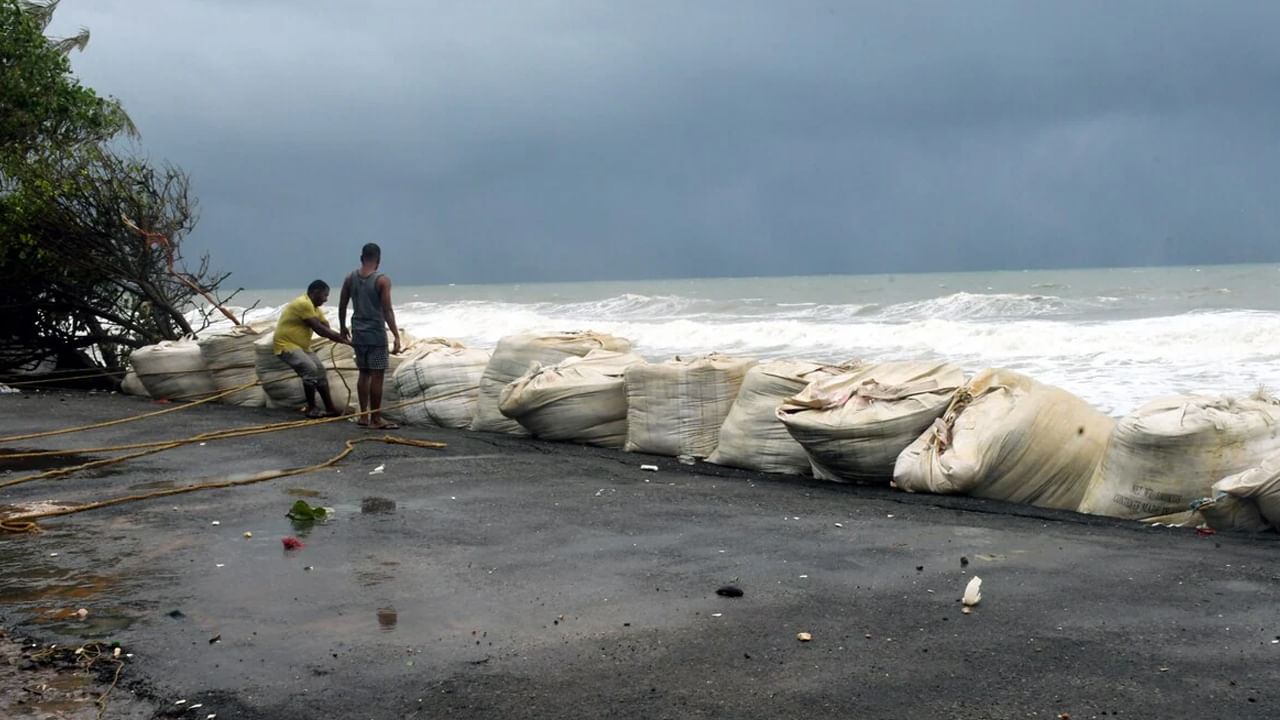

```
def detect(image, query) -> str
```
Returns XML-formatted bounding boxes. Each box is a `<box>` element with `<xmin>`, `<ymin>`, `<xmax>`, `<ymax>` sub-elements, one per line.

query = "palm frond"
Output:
<box><xmin>50</xmin><ymin>27</ymin><xmax>91</xmax><ymax>55</ymax></box>
<box><xmin>18</xmin><ymin>0</ymin><xmax>61</xmax><ymax>32</ymax></box>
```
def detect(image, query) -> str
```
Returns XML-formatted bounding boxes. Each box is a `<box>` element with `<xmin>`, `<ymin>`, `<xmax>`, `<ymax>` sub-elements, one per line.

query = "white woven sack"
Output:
<box><xmin>894</xmin><ymin>368</ymin><xmax>1113</xmax><ymax>511</ymax></box>
<box><xmin>471</xmin><ymin>331</ymin><xmax>633</xmax><ymax>435</ymax></box>
<box><xmin>778</xmin><ymin>361</ymin><xmax>965</xmax><ymax>483</ymax></box>
<box><xmin>1080</xmin><ymin>392</ymin><xmax>1280</xmax><ymax>519</ymax></box>
<box><xmin>499</xmin><ymin>350</ymin><xmax>645</xmax><ymax>447</ymax></box>
<box><xmin>130</xmin><ymin>339</ymin><xmax>218</xmax><ymax>401</ymax></box>
<box><xmin>120</xmin><ymin>369</ymin><xmax>150</xmax><ymax>397</ymax></box>
<box><xmin>197</xmin><ymin>324</ymin><xmax>268</xmax><ymax>407</ymax></box>
<box><xmin>707</xmin><ymin>359</ymin><xmax>863</xmax><ymax>475</ymax></box>
<box><xmin>394</xmin><ymin>343</ymin><xmax>491</xmax><ymax>428</ymax></box>
<box><xmin>624</xmin><ymin>354</ymin><xmax>757</xmax><ymax>458</ymax></box>
<box><xmin>1194</xmin><ymin>449</ymin><xmax>1280</xmax><ymax>532</ymax></box>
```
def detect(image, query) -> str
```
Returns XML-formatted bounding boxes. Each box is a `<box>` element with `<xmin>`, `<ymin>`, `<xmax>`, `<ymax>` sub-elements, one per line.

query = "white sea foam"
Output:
<box><xmin>220</xmin><ymin>268</ymin><xmax>1280</xmax><ymax>417</ymax></box>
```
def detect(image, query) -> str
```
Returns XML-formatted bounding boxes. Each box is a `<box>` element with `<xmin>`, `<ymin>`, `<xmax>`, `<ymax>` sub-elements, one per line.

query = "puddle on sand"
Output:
<box><xmin>376</xmin><ymin>607</ymin><xmax>398</xmax><ymax>631</ymax></box>
<box><xmin>0</xmin><ymin>573</ymin><xmax>115</xmax><ymax>604</ymax></box>
<box><xmin>0</xmin><ymin>447</ymin><xmax>99</xmax><ymax>472</ymax></box>
<box><xmin>285</xmin><ymin>487</ymin><xmax>324</xmax><ymax>498</ymax></box>
<box><xmin>361</xmin><ymin>496</ymin><xmax>397</xmax><ymax>514</ymax></box>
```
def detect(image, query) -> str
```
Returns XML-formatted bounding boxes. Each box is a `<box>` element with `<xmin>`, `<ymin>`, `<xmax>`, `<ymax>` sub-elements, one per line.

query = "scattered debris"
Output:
<box><xmin>715</xmin><ymin>585</ymin><xmax>744</xmax><ymax>598</ymax></box>
<box><xmin>281</xmin><ymin>536</ymin><xmax>304</xmax><ymax>550</ymax></box>
<box><xmin>208</xmin><ymin>635</ymin><xmax>221</xmax><ymax>645</ymax></box>
<box><xmin>916</xmin><ymin>565</ymin><xmax>924</xmax><ymax>572</ymax></box>
<box><xmin>243</xmin><ymin>531</ymin><xmax>253</xmax><ymax>538</ymax></box>
<box><xmin>167</xmin><ymin>609</ymin><xmax>185</xmax><ymax>619</ymax></box>
<box><xmin>286</xmin><ymin>500</ymin><xmax>331</xmax><ymax>523</ymax></box>
<box><xmin>711</xmin><ymin>612</ymin><xmax>723</xmax><ymax>618</ymax></box>
<box><xmin>1196</xmin><ymin>527</ymin><xmax>1216</xmax><ymax>537</ymax></box>
<box><xmin>834</xmin><ymin>522</ymin><xmax>844</xmax><ymax>528</ymax></box>
<box><xmin>960</xmin><ymin>556</ymin><xmax>969</xmax><ymax>567</ymax></box>
<box><xmin>796</xmin><ymin>632</ymin><xmax>812</xmax><ymax>642</ymax></box>
<box><xmin>640</xmin><ymin>464</ymin><xmax>659</xmax><ymax>472</ymax></box>
<box><xmin>369</xmin><ymin>463</ymin><xmax>386</xmax><ymax>475</ymax></box>
<box><xmin>963</xmin><ymin>576</ymin><xmax>982</xmax><ymax>607</ymax></box>
<box><xmin>210</xmin><ymin>521</ymin><xmax>221</xmax><ymax>526</ymax></box>
<box><xmin>75</xmin><ymin>608</ymin><xmax>88</xmax><ymax>620</ymax></box>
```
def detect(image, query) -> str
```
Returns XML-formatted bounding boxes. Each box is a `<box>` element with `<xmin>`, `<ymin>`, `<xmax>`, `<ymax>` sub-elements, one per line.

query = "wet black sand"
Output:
<box><xmin>2</xmin><ymin>391</ymin><xmax>1278</xmax><ymax>719</ymax></box>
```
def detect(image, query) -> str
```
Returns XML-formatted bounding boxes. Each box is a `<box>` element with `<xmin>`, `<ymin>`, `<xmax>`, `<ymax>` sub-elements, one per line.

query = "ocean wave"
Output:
<box><xmin>875</xmin><ymin>292</ymin><xmax>1094</xmax><ymax>320</ymax></box>
<box><xmin>210</xmin><ymin>297</ymin><xmax>1280</xmax><ymax>415</ymax></box>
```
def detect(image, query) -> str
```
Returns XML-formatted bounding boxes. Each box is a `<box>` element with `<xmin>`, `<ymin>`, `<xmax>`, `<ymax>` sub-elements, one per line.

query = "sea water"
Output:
<box><xmin>226</xmin><ymin>264</ymin><xmax>1280</xmax><ymax>416</ymax></box>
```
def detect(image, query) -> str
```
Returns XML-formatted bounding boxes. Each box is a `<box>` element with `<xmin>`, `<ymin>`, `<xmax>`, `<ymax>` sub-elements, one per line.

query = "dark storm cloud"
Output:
<box><xmin>49</xmin><ymin>1</ymin><xmax>1280</xmax><ymax>288</ymax></box>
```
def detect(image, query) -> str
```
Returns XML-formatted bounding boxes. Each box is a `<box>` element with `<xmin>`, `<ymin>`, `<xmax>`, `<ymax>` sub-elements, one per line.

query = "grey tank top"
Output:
<box><xmin>349</xmin><ymin>270</ymin><xmax>386</xmax><ymax>345</ymax></box>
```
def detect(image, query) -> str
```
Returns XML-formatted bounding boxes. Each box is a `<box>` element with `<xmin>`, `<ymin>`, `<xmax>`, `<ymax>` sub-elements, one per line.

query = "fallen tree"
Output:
<box><xmin>1</xmin><ymin>1</ymin><xmax>234</xmax><ymax>382</ymax></box>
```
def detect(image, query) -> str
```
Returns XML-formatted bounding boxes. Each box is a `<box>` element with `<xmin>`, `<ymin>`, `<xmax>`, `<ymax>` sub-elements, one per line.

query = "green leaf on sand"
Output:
<box><xmin>286</xmin><ymin>500</ymin><xmax>332</xmax><ymax>523</ymax></box>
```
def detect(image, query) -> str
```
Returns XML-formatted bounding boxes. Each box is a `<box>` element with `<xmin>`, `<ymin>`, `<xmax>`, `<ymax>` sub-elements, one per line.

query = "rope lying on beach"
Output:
<box><xmin>0</xmin><ymin>434</ymin><xmax>447</xmax><ymax>534</ymax></box>
<box><xmin>0</xmin><ymin>395</ymin><xmax>435</xmax><ymax>490</ymax></box>
<box><xmin>0</xmin><ymin>381</ymin><xmax>259</xmax><ymax>443</ymax></box>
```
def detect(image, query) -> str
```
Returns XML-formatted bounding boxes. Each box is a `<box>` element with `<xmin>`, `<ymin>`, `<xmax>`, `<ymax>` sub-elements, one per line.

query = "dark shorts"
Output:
<box><xmin>353</xmin><ymin>343</ymin><xmax>389</xmax><ymax>371</ymax></box>
<box><xmin>278</xmin><ymin>349</ymin><xmax>328</xmax><ymax>387</ymax></box>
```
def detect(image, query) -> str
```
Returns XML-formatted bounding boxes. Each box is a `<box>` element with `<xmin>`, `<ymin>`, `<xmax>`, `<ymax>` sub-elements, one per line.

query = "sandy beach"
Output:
<box><xmin>2</xmin><ymin>390</ymin><xmax>1278</xmax><ymax>719</ymax></box>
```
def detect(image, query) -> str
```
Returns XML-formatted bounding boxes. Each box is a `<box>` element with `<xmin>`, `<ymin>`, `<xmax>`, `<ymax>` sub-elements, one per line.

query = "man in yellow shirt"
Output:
<box><xmin>274</xmin><ymin>280</ymin><xmax>349</xmax><ymax>418</ymax></box>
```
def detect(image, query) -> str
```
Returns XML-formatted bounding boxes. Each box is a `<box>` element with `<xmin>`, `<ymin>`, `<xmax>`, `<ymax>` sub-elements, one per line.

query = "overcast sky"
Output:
<box><xmin>49</xmin><ymin>1</ymin><xmax>1280</xmax><ymax>289</ymax></box>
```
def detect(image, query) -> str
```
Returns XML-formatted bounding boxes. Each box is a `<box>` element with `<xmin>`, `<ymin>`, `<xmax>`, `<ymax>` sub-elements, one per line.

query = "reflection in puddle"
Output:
<box><xmin>376</xmin><ymin>606</ymin><xmax>398</xmax><ymax>632</ymax></box>
<box><xmin>285</xmin><ymin>488</ymin><xmax>324</xmax><ymax>498</ymax></box>
<box><xmin>361</xmin><ymin>497</ymin><xmax>396</xmax><ymax>514</ymax></box>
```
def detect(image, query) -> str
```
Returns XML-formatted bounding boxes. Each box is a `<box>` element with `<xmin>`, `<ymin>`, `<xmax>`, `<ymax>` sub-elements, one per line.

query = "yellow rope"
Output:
<box><xmin>0</xmin><ymin>381</ymin><xmax>259</xmax><ymax>443</ymax></box>
<box><xmin>0</xmin><ymin>396</ymin><xmax>429</xmax><ymax>490</ymax></box>
<box><xmin>0</xmin><ymin>434</ymin><xmax>446</xmax><ymax>534</ymax></box>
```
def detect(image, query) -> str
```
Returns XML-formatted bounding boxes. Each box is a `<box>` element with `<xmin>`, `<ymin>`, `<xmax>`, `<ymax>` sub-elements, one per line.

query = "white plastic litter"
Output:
<box><xmin>962</xmin><ymin>576</ymin><xmax>982</xmax><ymax>606</ymax></box>
<box><xmin>778</xmin><ymin>361</ymin><xmax>966</xmax><ymax>483</ymax></box>
<box><xmin>498</xmin><ymin>349</ymin><xmax>645</xmax><ymax>447</ymax></box>
<box><xmin>894</xmin><ymin>368</ymin><xmax>1113</xmax><ymax>511</ymax></box>
<box><xmin>471</xmin><ymin>331</ymin><xmax>633</xmax><ymax>435</ymax></box>
<box><xmin>624</xmin><ymin>354</ymin><xmax>757</xmax><ymax>458</ymax></box>
<box><xmin>707</xmin><ymin>359</ymin><xmax>862</xmax><ymax>475</ymax></box>
<box><xmin>369</xmin><ymin>464</ymin><xmax>385</xmax><ymax>476</ymax></box>
<box><xmin>1079</xmin><ymin>392</ymin><xmax>1280</xmax><ymax>519</ymax></box>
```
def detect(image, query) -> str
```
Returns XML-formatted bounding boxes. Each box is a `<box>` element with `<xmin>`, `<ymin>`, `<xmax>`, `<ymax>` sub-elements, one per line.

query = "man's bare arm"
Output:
<box><xmin>305</xmin><ymin>317</ymin><xmax>347</xmax><ymax>344</ymax></box>
<box><xmin>338</xmin><ymin>274</ymin><xmax>352</xmax><ymax>340</ymax></box>
<box><xmin>378</xmin><ymin>275</ymin><xmax>401</xmax><ymax>353</ymax></box>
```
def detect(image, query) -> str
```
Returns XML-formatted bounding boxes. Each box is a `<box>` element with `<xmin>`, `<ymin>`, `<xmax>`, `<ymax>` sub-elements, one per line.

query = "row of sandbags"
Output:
<box><xmin>486</xmin><ymin>341</ymin><xmax>1280</xmax><ymax>531</ymax></box>
<box><xmin>120</xmin><ymin>327</ymin><xmax>1280</xmax><ymax>532</ymax></box>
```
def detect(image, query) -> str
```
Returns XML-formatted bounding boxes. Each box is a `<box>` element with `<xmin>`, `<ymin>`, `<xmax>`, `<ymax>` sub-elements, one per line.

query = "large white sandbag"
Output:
<box><xmin>471</xmin><ymin>331</ymin><xmax>633</xmax><ymax>435</ymax></box>
<box><xmin>380</xmin><ymin>335</ymin><xmax>439</xmax><ymax>423</ymax></box>
<box><xmin>130</xmin><ymin>340</ymin><xmax>218</xmax><ymax>401</ymax></box>
<box><xmin>1079</xmin><ymin>392</ymin><xmax>1280</xmax><ymax>519</ymax></box>
<box><xmin>498</xmin><ymin>350</ymin><xmax>646</xmax><ymax>447</ymax></box>
<box><xmin>707</xmin><ymin>359</ymin><xmax>864</xmax><ymax>475</ymax></box>
<box><xmin>624</xmin><ymin>354</ymin><xmax>757</xmax><ymax>458</ymax></box>
<box><xmin>120</xmin><ymin>368</ymin><xmax>149</xmax><ymax>397</ymax></box>
<box><xmin>197</xmin><ymin>324</ymin><xmax>268</xmax><ymax>407</ymax></box>
<box><xmin>1191</xmin><ymin>450</ymin><xmax>1280</xmax><ymax>532</ymax></box>
<box><xmin>894</xmin><ymin>368</ymin><xmax>1114</xmax><ymax>511</ymax></box>
<box><xmin>778</xmin><ymin>361</ymin><xmax>966</xmax><ymax>483</ymax></box>
<box><xmin>394</xmin><ymin>343</ymin><xmax>491</xmax><ymax>428</ymax></box>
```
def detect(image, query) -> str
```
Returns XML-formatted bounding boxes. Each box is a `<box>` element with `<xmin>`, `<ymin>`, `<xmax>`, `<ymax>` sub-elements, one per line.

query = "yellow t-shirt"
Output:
<box><xmin>273</xmin><ymin>295</ymin><xmax>327</xmax><ymax>354</ymax></box>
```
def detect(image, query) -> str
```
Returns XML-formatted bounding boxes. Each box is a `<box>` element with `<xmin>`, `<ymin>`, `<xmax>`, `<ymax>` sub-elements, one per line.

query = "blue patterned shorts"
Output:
<box><xmin>353</xmin><ymin>343</ymin><xmax>389</xmax><ymax>371</ymax></box>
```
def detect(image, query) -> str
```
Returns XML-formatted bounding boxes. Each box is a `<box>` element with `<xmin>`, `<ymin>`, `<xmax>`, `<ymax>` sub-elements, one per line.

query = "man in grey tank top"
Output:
<box><xmin>339</xmin><ymin>243</ymin><xmax>403</xmax><ymax>429</ymax></box>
